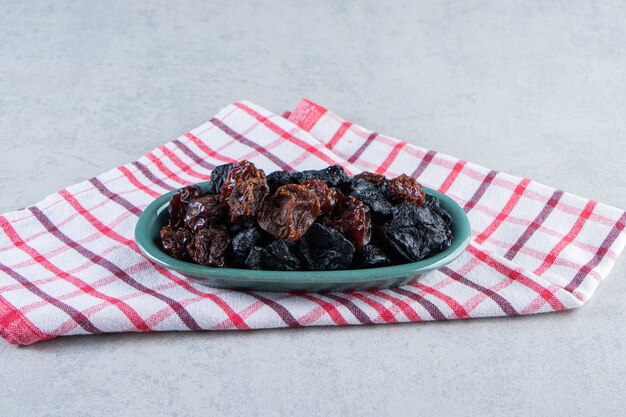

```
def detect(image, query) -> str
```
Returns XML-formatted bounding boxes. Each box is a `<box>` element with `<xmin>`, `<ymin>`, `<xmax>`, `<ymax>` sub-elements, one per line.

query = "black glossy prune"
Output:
<box><xmin>353</xmin><ymin>172</ymin><xmax>387</xmax><ymax>191</ymax></box>
<box><xmin>245</xmin><ymin>240</ymin><xmax>301</xmax><ymax>271</ymax></box>
<box><xmin>295</xmin><ymin>165</ymin><xmax>353</xmax><ymax>193</ymax></box>
<box><xmin>353</xmin><ymin>244</ymin><xmax>391</xmax><ymax>268</ymax></box>
<box><xmin>160</xmin><ymin>225</ymin><xmax>192</xmax><ymax>259</ymax></box>
<box><xmin>266</xmin><ymin>170</ymin><xmax>295</xmax><ymax>193</ymax></box>
<box><xmin>299</xmin><ymin>224</ymin><xmax>355</xmax><ymax>270</ymax></box>
<box><xmin>184</xmin><ymin>194</ymin><xmax>228</xmax><ymax>233</ymax></box>
<box><xmin>186</xmin><ymin>226</ymin><xmax>232</xmax><ymax>267</ymax></box>
<box><xmin>424</xmin><ymin>194</ymin><xmax>452</xmax><ymax>225</ymax></box>
<box><xmin>350</xmin><ymin>178</ymin><xmax>392</xmax><ymax>218</ymax></box>
<box><xmin>232</xmin><ymin>227</ymin><xmax>262</xmax><ymax>266</ymax></box>
<box><xmin>168</xmin><ymin>185</ymin><xmax>202</xmax><ymax>228</ymax></box>
<box><xmin>205</xmin><ymin>163</ymin><xmax>235</xmax><ymax>195</ymax></box>
<box><xmin>384</xmin><ymin>203</ymin><xmax>452</xmax><ymax>262</ymax></box>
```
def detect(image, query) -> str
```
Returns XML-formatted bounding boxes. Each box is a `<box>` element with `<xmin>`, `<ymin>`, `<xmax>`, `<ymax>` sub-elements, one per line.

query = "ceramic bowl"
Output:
<box><xmin>135</xmin><ymin>182</ymin><xmax>471</xmax><ymax>292</ymax></box>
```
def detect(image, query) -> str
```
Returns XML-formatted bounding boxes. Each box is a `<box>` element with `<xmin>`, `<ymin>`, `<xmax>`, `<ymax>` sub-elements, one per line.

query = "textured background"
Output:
<box><xmin>1</xmin><ymin>1</ymin><xmax>625</xmax><ymax>416</ymax></box>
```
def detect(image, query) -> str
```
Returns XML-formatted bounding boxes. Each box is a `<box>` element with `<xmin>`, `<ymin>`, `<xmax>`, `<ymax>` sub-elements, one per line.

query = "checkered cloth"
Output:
<box><xmin>1</xmin><ymin>100</ymin><xmax>624</xmax><ymax>345</ymax></box>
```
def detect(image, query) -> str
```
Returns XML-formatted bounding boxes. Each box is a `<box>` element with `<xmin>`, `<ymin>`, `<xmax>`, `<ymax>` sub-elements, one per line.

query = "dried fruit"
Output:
<box><xmin>257</xmin><ymin>184</ymin><xmax>320</xmax><ymax>242</ymax></box>
<box><xmin>300</xmin><ymin>179</ymin><xmax>337</xmax><ymax>215</ymax></box>
<box><xmin>232</xmin><ymin>227</ymin><xmax>262</xmax><ymax>266</ymax></box>
<box><xmin>168</xmin><ymin>185</ymin><xmax>202</xmax><ymax>228</ymax></box>
<box><xmin>353</xmin><ymin>244</ymin><xmax>391</xmax><ymax>268</ymax></box>
<box><xmin>299</xmin><ymin>224</ymin><xmax>355</xmax><ymax>270</ymax></box>
<box><xmin>424</xmin><ymin>194</ymin><xmax>452</xmax><ymax>225</ymax></box>
<box><xmin>325</xmin><ymin>195</ymin><xmax>371</xmax><ymax>249</ymax></box>
<box><xmin>160</xmin><ymin>225</ymin><xmax>192</xmax><ymax>259</ymax></box>
<box><xmin>219</xmin><ymin>160</ymin><xmax>266</xmax><ymax>199</ymax></box>
<box><xmin>186</xmin><ymin>226</ymin><xmax>231</xmax><ymax>267</ymax></box>
<box><xmin>206</xmin><ymin>163</ymin><xmax>235</xmax><ymax>195</ymax></box>
<box><xmin>184</xmin><ymin>194</ymin><xmax>228</xmax><ymax>232</ymax></box>
<box><xmin>383</xmin><ymin>203</ymin><xmax>452</xmax><ymax>262</ymax></box>
<box><xmin>353</xmin><ymin>172</ymin><xmax>387</xmax><ymax>191</ymax></box>
<box><xmin>266</xmin><ymin>170</ymin><xmax>294</xmax><ymax>193</ymax></box>
<box><xmin>387</xmin><ymin>174</ymin><xmax>426</xmax><ymax>206</ymax></box>
<box><xmin>245</xmin><ymin>240</ymin><xmax>301</xmax><ymax>271</ymax></box>
<box><xmin>350</xmin><ymin>178</ymin><xmax>392</xmax><ymax>218</ymax></box>
<box><xmin>294</xmin><ymin>165</ymin><xmax>353</xmax><ymax>193</ymax></box>
<box><xmin>227</xmin><ymin>178</ymin><xmax>270</xmax><ymax>223</ymax></box>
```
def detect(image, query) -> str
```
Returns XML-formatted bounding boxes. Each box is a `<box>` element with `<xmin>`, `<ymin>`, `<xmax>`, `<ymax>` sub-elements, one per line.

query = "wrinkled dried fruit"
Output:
<box><xmin>232</xmin><ymin>227</ymin><xmax>262</xmax><ymax>266</ymax></box>
<box><xmin>424</xmin><ymin>194</ymin><xmax>452</xmax><ymax>225</ymax></box>
<box><xmin>160</xmin><ymin>225</ymin><xmax>192</xmax><ymax>259</ymax></box>
<box><xmin>257</xmin><ymin>184</ymin><xmax>320</xmax><ymax>242</ymax></box>
<box><xmin>353</xmin><ymin>244</ymin><xmax>391</xmax><ymax>268</ymax></box>
<box><xmin>184</xmin><ymin>194</ymin><xmax>228</xmax><ymax>232</ymax></box>
<box><xmin>300</xmin><ymin>224</ymin><xmax>355</xmax><ymax>270</ymax></box>
<box><xmin>353</xmin><ymin>172</ymin><xmax>387</xmax><ymax>191</ymax></box>
<box><xmin>206</xmin><ymin>163</ymin><xmax>235</xmax><ymax>195</ymax></box>
<box><xmin>384</xmin><ymin>203</ymin><xmax>452</xmax><ymax>262</ymax></box>
<box><xmin>168</xmin><ymin>185</ymin><xmax>202</xmax><ymax>228</ymax></box>
<box><xmin>293</xmin><ymin>165</ymin><xmax>353</xmax><ymax>193</ymax></box>
<box><xmin>186</xmin><ymin>226</ymin><xmax>232</xmax><ymax>267</ymax></box>
<box><xmin>300</xmin><ymin>179</ymin><xmax>337</xmax><ymax>215</ymax></box>
<box><xmin>387</xmin><ymin>174</ymin><xmax>426</xmax><ymax>206</ymax></box>
<box><xmin>245</xmin><ymin>240</ymin><xmax>301</xmax><ymax>271</ymax></box>
<box><xmin>266</xmin><ymin>170</ymin><xmax>294</xmax><ymax>193</ymax></box>
<box><xmin>325</xmin><ymin>195</ymin><xmax>372</xmax><ymax>249</ymax></box>
<box><xmin>227</xmin><ymin>178</ymin><xmax>270</xmax><ymax>223</ymax></box>
<box><xmin>220</xmin><ymin>160</ymin><xmax>266</xmax><ymax>199</ymax></box>
<box><xmin>350</xmin><ymin>178</ymin><xmax>392</xmax><ymax>218</ymax></box>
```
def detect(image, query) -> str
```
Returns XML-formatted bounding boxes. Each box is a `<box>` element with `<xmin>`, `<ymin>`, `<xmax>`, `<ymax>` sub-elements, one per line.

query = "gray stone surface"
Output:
<box><xmin>1</xmin><ymin>1</ymin><xmax>625</xmax><ymax>416</ymax></box>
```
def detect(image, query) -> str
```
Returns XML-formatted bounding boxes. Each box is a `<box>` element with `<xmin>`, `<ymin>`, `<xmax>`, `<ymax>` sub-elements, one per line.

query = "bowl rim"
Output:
<box><xmin>135</xmin><ymin>183</ymin><xmax>471</xmax><ymax>284</ymax></box>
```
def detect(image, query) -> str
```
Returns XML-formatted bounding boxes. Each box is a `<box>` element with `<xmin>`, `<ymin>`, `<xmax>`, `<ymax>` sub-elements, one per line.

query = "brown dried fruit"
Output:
<box><xmin>227</xmin><ymin>178</ymin><xmax>270</xmax><ymax>223</ymax></box>
<box><xmin>184</xmin><ymin>194</ymin><xmax>228</xmax><ymax>233</ymax></box>
<box><xmin>168</xmin><ymin>185</ymin><xmax>202</xmax><ymax>228</ymax></box>
<box><xmin>387</xmin><ymin>174</ymin><xmax>426</xmax><ymax>206</ymax></box>
<box><xmin>300</xmin><ymin>179</ymin><xmax>337</xmax><ymax>215</ymax></box>
<box><xmin>186</xmin><ymin>225</ymin><xmax>231</xmax><ymax>267</ymax></box>
<box><xmin>160</xmin><ymin>225</ymin><xmax>192</xmax><ymax>259</ymax></box>
<box><xmin>354</xmin><ymin>172</ymin><xmax>387</xmax><ymax>189</ymax></box>
<box><xmin>257</xmin><ymin>184</ymin><xmax>320</xmax><ymax>242</ymax></box>
<box><xmin>219</xmin><ymin>160</ymin><xmax>266</xmax><ymax>199</ymax></box>
<box><xmin>325</xmin><ymin>195</ymin><xmax>372</xmax><ymax>249</ymax></box>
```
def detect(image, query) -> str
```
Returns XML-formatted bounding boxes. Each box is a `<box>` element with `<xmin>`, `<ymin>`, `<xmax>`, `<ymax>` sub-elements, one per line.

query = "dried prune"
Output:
<box><xmin>206</xmin><ymin>163</ymin><xmax>235</xmax><ymax>195</ymax></box>
<box><xmin>353</xmin><ymin>172</ymin><xmax>388</xmax><ymax>192</ymax></box>
<box><xmin>299</xmin><ymin>224</ymin><xmax>355</xmax><ymax>270</ymax></box>
<box><xmin>227</xmin><ymin>178</ymin><xmax>270</xmax><ymax>223</ymax></box>
<box><xmin>300</xmin><ymin>179</ymin><xmax>337</xmax><ymax>215</ymax></box>
<box><xmin>232</xmin><ymin>227</ymin><xmax>262</xmax><ymax>266</ymax></box>
<box><xmin>184</xmin><ymin>194</ymin><xmax>228</xmax><ymax>232</ymax></box>
<box><xmin>168</xmin><ymin>185</ymin><xmax>202</xmax><ymax>228</ymax></box>
<box><xmin>245</xmin><ymin>240</ymin><xmax>301</xmax><ymax>271</ymax></box>
<box><xmin>257</xmin><ymin>184</ymin><xmax>320</xmax><ymax>242</ymax></box>
<box><xmin>384</xmin><ymin>203</ymin><xmax>452</xmax><ymax>262</ymax></box>
<box><xmin>387</xmin><ymin>174</ymin><xmax>426</xmax><ymax>206</ymax></box>
<box><xmin>325</xmin><ymin>195</ymin><xmax>371</xmax><ymax>249</ymax></box>
<box><xmin>266</xmin><ymin>170</ymin><xmax>294</xmax><ymax>193</ymax></box>
<box><xmin>353</xmin><ymin>244</ymin><xmax>391</xmax><ymax>268</ymax></box>
<box><xmin>350</xmin><ymin>178</ymin><xmax>392</xmax><ymax>218</ymax></box>
<box><xmin>294</xmin><ymin>165</ymin><xmax>353</xmax><ymax>193</ymax></box>
<box><xmin>186</xmin><ymin>225</ymin><xmax>232</xmax><ymax>267</ymax></box>
<box><xmin>220</xmin><ymin>160</ymin><xmax>266</xmax><ymax>199</ymax></box>
<box><xmin>424</xmin><ymin>194</ymin><xmax>452</xmax><ymax>225</ymax></box>
<box><xmin>160</xmin><ymin>225</ymin><xmax>192</xmax><ymax>259</ymax></box>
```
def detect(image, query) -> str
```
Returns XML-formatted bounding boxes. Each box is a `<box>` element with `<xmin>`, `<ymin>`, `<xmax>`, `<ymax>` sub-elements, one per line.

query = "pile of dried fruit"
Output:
<box><xmin>160</xmin><ymin>160</ymin><xmax>453</xmax><ymax>271</ymax></box>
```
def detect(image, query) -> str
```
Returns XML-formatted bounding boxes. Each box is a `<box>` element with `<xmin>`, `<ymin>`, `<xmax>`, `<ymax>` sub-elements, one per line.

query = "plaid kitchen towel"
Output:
<box><xmin>1</xmin><ymin>101</ymin><xmax>625</xmax><ymax>345</ymax></box>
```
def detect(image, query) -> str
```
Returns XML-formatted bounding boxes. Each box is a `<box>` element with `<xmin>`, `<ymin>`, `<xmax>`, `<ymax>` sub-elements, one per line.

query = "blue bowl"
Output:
<box><xmin>135</xmin><ymin>183</ymin><xmax>471</xmax><ymax>292</ymax></box>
